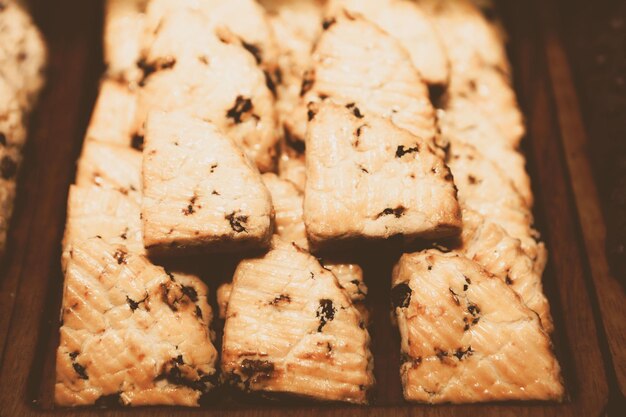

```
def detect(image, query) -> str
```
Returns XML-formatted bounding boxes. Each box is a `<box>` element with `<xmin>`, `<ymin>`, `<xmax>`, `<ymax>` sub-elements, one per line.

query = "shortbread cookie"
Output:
<box><xmin>144</xmin><ymin>0</ymin><xmax>279</xmax><ymax>70</ymax></box>
<box><xmin>222</xmin><ymin>237</ymin><xmax>374</xmax><ymax>403</ymax></box>
<box><xmin>63</xmin><ymin>185</ymin><xmax>144</xmax><ymax>261</ymax></box>
<box><xmin>392</xmin><ymin>250</ymin><xmax>563</xmax><ymax>403</ymax></box>
<box><xmin>437</xmin><ymin>99</ymin><xmax>532</xmax><ymax>206</ymax></box>
<box><xmin>419</xmin><ymin>0</ymin><xmax>509</xmax><ymax>78</ymax></box>
<box><xmin>84</xmin><ymin>79</ymin><xmax>138</xmax><ymax>148</ymax></box>
<box><xmin>326</xmin><ymin>0</ymin><xmax>449</xmax><ymax>85</ymax></box>
<box><xmin>104</xmin><ymin>0</ymin><xmax>148</xmax><ymax>83</ymax></box>
<box><xmin>304</xmin><ymin>103</ymin><xmax>460</xmax><ymax>249</ymax></box>
<box><xmin>456</xmin><ymin>209</ymin><xmax>553</xmax><ymax>332</ymax></box>
<box><xmin>446</xmin><ymin>142</ymin><xmax>540</xmax><ymax>260</ymax></box>
<box><xmin>287</xmin><ymin>13</ymin><xmax>437</xmax><ymax>150</ymax></box>
<box><xmin>446</xmin><ymin>67</ymin><xmax>525</xmax><ymax>148</ymax></box>
<box><xmin>75</xmin><ymin>141</ymin><xmax>142</xmax><ymax>202</ymax></box>
<box><xmin>136</xmin><ymin>9</ymin><xmax>279</xmax><ymax>172</ymax></box>
<box><xmin>141</xmin><ymin>111</ymin><xmax>273</xmax><ymax>254</ymax></box>
<box><xmin>55</xmin><ymin>238</ymin><xmax>218</xmax><ymax>406</ymax></box>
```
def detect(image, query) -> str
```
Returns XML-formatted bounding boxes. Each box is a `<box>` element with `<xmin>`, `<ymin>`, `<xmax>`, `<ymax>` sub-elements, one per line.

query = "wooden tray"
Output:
<box><xmin>0</xmin><ymin>0</ymin><xmax>614</xmax><ymax>416</ymax></box>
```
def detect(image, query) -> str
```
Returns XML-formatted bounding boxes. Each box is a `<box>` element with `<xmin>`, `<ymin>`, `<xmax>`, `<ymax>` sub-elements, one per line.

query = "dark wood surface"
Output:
<box><xmin>542</xmin><ymin>0</ymin><xmax>626</xmax><ymax>403</ymax></box>
<box><xmin>0</xmin><ymin>0</ymin><xmax>617</xmax><ymax>416</ymax></box>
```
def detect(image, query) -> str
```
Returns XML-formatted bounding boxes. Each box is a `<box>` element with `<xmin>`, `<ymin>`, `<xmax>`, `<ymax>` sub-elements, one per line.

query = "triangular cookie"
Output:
<box><xmin>392</xmin><ymin>249</ymin><xmax>563</xmax><ymax>403</ymax></box>
<box><xmin>304</xmin><ymin>103</ymin><xmax>461</xmax><ymax>248</ymax></box>
<box><xmin>222</xmin><ymin>237</ymin><xmax>374</xmax><ymax>403</ymax></box>
<box><xmin>55</xmin><ymin>238</ymin><xmax>218</xmax><ymax>407</ymax></box>
<box><xmin>141</xmin><ymin>111</ymin><xmax>273</xmax><ymax>254</ymax></box>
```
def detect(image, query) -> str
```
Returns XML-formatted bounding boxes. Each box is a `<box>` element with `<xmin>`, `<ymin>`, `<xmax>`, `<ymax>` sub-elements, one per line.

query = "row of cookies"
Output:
<box><xmin>56</xmin><ymin>0</ymin><xmax>373</xmax><ymax>406</ymax></box>
<box><xmin>402</xmin><ymin>0</ymin><xmax>562</xmax><ymax>402</ymax></box>
<box><xmin>262</xmin><ymin>0</ymin><xmax>564</xmax><ymax>403</ymax></box>
<box><xmin>0</xmin><ymin>0</ymin><xmax>46</xmax><ymax>256</ymax></box>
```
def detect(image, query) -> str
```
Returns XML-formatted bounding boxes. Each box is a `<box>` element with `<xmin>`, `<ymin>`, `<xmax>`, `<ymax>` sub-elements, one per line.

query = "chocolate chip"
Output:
<box><xmin>0</xmin><ymin>156</ymin><xmax>17</xmax><ymax>179</ymax></box>
<box><xmin>322</xmin><ymin>17</ymin><xmax>336</xmax><ymax>30</ymax></box>
<box><xmin>467</xmin><ymin>302</ymin><xmax>480</xmax><ymax>316</ymax></box>
<box><xmin>505</xmin><ymin>276</ymin><xmax>513</xmax><ymax>285</ymax></box>
<box><xmin>376</xmin><ymin>206</ymin><xmax>406</xmax><ymax>219</ymax></box>
<box><xmin>435</xmin><ymin>348</ymin><xmax>448</xmax><ymax>361</ymax></box>
<box><xmin>454</xmin><ymin>346</ymin><xmax>474</xmax><ymax>360</ymax></box>
<box><xmin>226</xmin><ymin>96</ymin><xmax>253</xmax><ymax>124</ymax></box>
<box><xmin>0</xmin><ymin>132</ymin><xmax>6</xmax><ymax>146</ymax></box>
<box><xmin>269</xmin><ymin>294</ymin><xmax>291</xmax><ymax>305</ymax></box>
<box><xmin>131</xmin><ymin>134</ymin><xmax>144</xmax><ymax>150</ymax></box>
<box><xmin>226</xmin><ymin>211</ymin><xmax>248</xmax><ymax>233</ymax></box>
<box><xmin>195</xmin><ymin>305</ymin><xmax>203</xmax><ymax>319</ymax></box>
<box><xmin>345</xmin><ymin>102</ymin><xmax>363</xmax><ymax>118</ymax></box>
<box><xmin>391</xmin><ymin>282</ymin><xmax>412</xmax><ymax>308</ymax></box>
<box><xmin>300</xmin><ymin>70</ymin><xmax>314</xmax><ymax>97</ymax></box>
<box><xmin>156</xmin><ymin>356</ymin><xmax>213</xmax><ymax>393</ymax></box>
<box><xmin>73</xmin><ymin>363</ymin><xmax>89</xmax><ymax>380</ymax></box>
<box><xmin>126</xmin><ymin>296</ymin><xmax>140</xmax><ymax>311</ymax></box>
<box><xmin>241</xmin><ymin>41</ymin><xmax>262</xmax><ymax>65</ymax></box>
<box><xmin>158</xmin><ymin>56</ymin><xmax>176</xmax><ymax>70</ymax></box>
<box><xmin>284</xmin><ymin>126</ymin><xmax>305</xmax><ymax>154</ymax></box>
<box><xmin>113</xmin><ymin>249</ymin><xmax>127</xmax><ymax>265</ymax></box>
<box><xmin>182</xmin><ymin>195</ymin><xmax>198</xmax><ymax>216</ymax></box>
<box><xmin>69</xmin><ymin>351</ymin><xmax>79</xmax><ymax>360</ymax></box>
<box><xmin>240</xmin><ymin>359</ymin><xmax>274</xmax><ymax>381</ymax></box>
<box><xmin>136</xmin><ymin>58</ymin><xmax>156</xmax><ymax>86</ymax></box>
<box><xmin>316</xmin><ymin>299</ymin><xmax>336</xmax><ymax>332</ymax></box>
<box><xmin>182</xmin><ymin>285</ymin><xmax>198</xmax><ymax>302</ymax></box>
<box><xmin>428</xmin><ymin>84</ymin><xmax>446</xmax><ymax>106</ymax></box>
<box><xmin>264</xmin><ymin>70</ymin><xmax>277</xmax><ymax>97</ymax></box>
<box><xmin>396</xmin><ymin>145</ymin><xmax>419</xmax><ymax>158</ymax></box>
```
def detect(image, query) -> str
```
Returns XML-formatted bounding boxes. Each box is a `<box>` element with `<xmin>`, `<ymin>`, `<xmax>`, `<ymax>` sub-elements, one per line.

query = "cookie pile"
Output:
<box><xmin>56</xmin><ymin>0</ymin><xmax>563</xmax><ymax>407</ymax></box>
<box><xmin>0</xmin><ymin>0</ymin><xmax>46</xmax><ymax>255</ymax></box>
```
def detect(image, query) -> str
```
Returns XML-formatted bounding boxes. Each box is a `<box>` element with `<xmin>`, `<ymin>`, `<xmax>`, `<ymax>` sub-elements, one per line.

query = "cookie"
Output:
<box><xmin>141</xmin><ymin>111</ymin><xmax>273</xmax><ymax>254</ymax></box>
<box><xmin>304</xmin><ymin>103</ymin><xmax>461</xmax><ymax>249</ymax></box>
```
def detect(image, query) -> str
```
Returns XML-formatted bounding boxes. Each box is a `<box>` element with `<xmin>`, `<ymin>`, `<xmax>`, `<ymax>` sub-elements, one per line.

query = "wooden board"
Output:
<box><xmin>0</xmin><ymin>0</ymin><xmax>613</xmax><ymax>416</ymax></box>
<box><xmin>536</xmin><ymin>0</ymin><xmax>626</xmax><ymax>404</ymax></box>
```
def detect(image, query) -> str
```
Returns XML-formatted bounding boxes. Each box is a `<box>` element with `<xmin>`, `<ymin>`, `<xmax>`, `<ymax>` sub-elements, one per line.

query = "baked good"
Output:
<box><xmin>83</xmin><ymin>80</ymin><xmax>138</xmax><ymax>148</ymax></box>
<box><xmin>55</xmin><ymin>238</ymin><xmax>218</xmax><ymax>406</ymax></box>
<box><xmin>325</xmin><ymin>0</ymin><xmax>449</xmax><ymax>85</ymax></box>
<box><xmin>286</xmin><ymin>13</ymin><xmax>437</xmax><ymax>151</ymax></box>
<box><xmin>392</xmin><ymin>250</ymin><xmax>563</xmax><ymax>402</ymax></box>
<box><xmin>304</xmin><ymin>103</ymin><xmax>460</xmax><ymax>248</ymax></box>
<box><xmin>63</xmin><ymin>185</ymin><xmax>144</xmax><ymax>262</ymax></box>
<box><xmin>104</xmin><ymin>0</ymin><xmax>147</xmax><ymax>83</ymax></box>
<box><xmin>221</xmin><ymin>237</ymin><xmax>374</xmax><ymax>403</ymax></box>
<box><xmin>75</xmin><ymin>141</ymin><xmax>142</xmax><ymax>202</ymax></box>
<box><xmin>135</xmin><ymin>8</ymin><xmax>279</xmax><ymax>172</ymax></box>
<box><xmin>141</xmin><ymin>111</ymin><xmax>273</xmax><ymax>254</ymax></box>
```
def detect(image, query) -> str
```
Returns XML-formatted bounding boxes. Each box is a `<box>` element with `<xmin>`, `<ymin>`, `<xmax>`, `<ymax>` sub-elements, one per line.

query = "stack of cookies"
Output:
<box><xmin>55</xmin><ymin>0</ymin><xmax>563</xmax><ymax>407</ymax></box>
